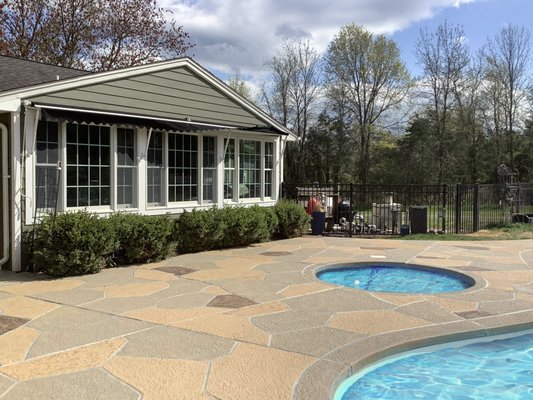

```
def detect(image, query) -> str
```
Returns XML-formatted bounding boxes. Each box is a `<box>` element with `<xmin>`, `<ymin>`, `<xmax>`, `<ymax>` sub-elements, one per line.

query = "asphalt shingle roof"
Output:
<box><xmin>0</xmin><ymin>55</ymin><xmax>90</xmax><ymax>92</ymax></box>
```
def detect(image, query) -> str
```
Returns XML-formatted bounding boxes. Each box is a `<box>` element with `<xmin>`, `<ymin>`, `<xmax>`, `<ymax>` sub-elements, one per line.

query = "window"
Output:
<box><xmin>116</xmin><ymin>128</ymin><xmax>136</xmax><ymax>208</ymax></box>
<box><xmin>264</xmin><ymin>142</ymin><xmax>274</xmax><ymax>198</ymax></box>
<box><xmin>147</xmin><ymin>131</ymin><xmax>164</xmax><ymax>206</ymax></box>
<box><xmin>168</xmin><ymin>133</ymin><xmax>198</xmax><ymax>202</ymax></box>
<box><xmin>202</xmin><ymin>136</ymin><xmax>216</xmax><ymax>202</ymax></box>
<box><xmin>239</xmin><ymin>140</ymin><xmax>261</xmax><ymax>199</ymax></box>
<box><xmin>224</xmin><ymin>138</ymin><xmax>235</xmax><ymax>200</ymax></box>
<box><xmin>66</xmin><ymin>124</ymin><xmax>110</xmax><ymax>207</ymax></box>
<box><xmin>35</xmin><ymin>121</ymin><xmax>60</xmax><ymax>211</ymax></box>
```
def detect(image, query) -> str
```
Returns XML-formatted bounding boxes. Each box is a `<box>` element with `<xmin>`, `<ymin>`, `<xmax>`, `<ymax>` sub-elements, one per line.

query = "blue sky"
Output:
<box><xmin>160</xmin><ymin>0</ymin><xmax>533</xmax><ymax>89</ymax></box>
<box><xmin>393</xmin><ymin>0</ymin><xmax>533</xmax><ymax>75</ymax></box>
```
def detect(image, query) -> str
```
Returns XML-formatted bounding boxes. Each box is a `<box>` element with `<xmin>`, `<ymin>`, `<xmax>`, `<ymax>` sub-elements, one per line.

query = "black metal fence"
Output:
<box><xmin>282</xmin><ymin>182</ymin><xmax>533</xmax><ymax>236</ymax></box>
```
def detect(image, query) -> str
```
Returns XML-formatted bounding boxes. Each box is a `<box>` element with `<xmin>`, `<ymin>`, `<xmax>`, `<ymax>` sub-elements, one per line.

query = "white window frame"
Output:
<box><xmin>29</xmin><ymin>120</ymin><xmax>281</xmax><ymax>220</ymax></box>
<box><xmin>115</xmin><ymin>126</ymin><xmax>137</xmax><ymax>209</ymax></box>
<box><xmin>146</xmin><ymin>130</ymin><xmax>166</xmax><ymax>208</ymax></box>
<box><xmin>201</xmin><ymin>135</ymin><xmax>217</xmax><ymax>204</ymax></box>
<box><xmin>264</xmin><ymin>141</ymin><xmax>274</xmax><ymax>200</ymax></box>
<box><xmin>63</xmin><ymin>122</ymin><xmax>113</xmax><ymax>211</ymax></box>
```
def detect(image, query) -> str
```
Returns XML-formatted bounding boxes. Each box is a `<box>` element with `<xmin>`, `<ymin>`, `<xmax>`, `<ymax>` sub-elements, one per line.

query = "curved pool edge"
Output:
<box><xmin>292</xmin><ymin>313</ymin><xmax>533</xmax><ymax>400</ymax></box>
<box><xmin>310</xmin><ymin>261</ymin><xmax>486</xmax><ymax>294</ymax></box>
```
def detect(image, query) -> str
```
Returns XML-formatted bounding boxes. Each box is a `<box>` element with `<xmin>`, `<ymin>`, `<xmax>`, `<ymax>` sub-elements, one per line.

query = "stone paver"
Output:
<box><xmin>0</xmin><ymin>338</ymin><xmax>126</xmax><ymax>380</ymax></box>
<box><xmin>0</xmin><ymin>237</ymin><xmax>532</xmax><ymax>399</ymax></box>
<box><xmin>1</xmin><ymin>369</ymin><xmax>140</xmax><ymax>400</ymax></box>
<box><xmin>104</xmin><ymin>357</ymin><xmax>209</xmax><ymax>400</ymax></box>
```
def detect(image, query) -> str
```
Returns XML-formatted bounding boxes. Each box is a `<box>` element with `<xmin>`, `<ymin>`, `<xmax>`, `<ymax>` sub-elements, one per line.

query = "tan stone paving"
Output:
<box><xmin>0</xmin><ymin>296</ymin><xmax>59</xmax><ymax>319</ymax></box>
<box><xmin>0</xmin><ymin>338</ymin><xmax>126</xmax><ymax>380</ymax></box>
<box><xmin>0</xmin><ymin>237</ymin><xmax>532</xmax><ymax>399</ymax></box>
<box><xmin>0</xmin><ymin>327</ymin><xmax>40</xmax><ymax>365</ymax></box>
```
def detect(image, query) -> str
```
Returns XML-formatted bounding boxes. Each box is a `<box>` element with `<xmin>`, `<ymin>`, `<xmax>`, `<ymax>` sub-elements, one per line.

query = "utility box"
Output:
<box><xmin>409</xmin><ymin>206</ymin><xmax>427</xmax><ymax>234</ymax></box>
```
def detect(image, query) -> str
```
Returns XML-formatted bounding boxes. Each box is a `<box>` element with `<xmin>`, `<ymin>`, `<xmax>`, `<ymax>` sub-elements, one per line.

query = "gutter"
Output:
<box><xmin>0</xmin><ymin>123</ymin><xmax>9</xmax><ymax>267</ymax></box>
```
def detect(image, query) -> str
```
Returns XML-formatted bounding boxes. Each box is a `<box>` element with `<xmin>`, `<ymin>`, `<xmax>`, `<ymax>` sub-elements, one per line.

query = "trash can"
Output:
<box><xmin>409</xmin><ymin>206</ymin><xmax>427</xmax><ymax>234</ymax></box>
<box><xmin>311</xmin><ymin>211</ymin><xmax>326</xmax><ymax>235</ymax></box>
<box><xmin>400</xmin><ymin>224</ymin><xmax>410</xmax><ymax>236</ymax></box>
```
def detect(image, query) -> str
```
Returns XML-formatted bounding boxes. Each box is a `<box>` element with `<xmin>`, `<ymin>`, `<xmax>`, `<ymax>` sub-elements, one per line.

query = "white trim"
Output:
<box><xmin>0</xmin><ymin>123</ymin><xmax>9</xmax><ymax>267</ymax></box>
<box><xmin>137</xmin><ymin>127</ymin><xmax>147</xmax><ymax>213</ymax></box>
<box><xmin>11</xmin><ymin>111</ymin><xmax>22</xmax><ymax>271</ymax></box>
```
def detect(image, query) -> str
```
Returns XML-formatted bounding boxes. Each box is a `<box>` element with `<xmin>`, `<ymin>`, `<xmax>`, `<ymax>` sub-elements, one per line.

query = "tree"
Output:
<box><xmin>326</xmin><ymin>23</ymin><xmax>411</xmax><ymax>186</ymax></box>
<box><xmin>454</xmin><ymin>54</ymin><xmax>488</xmax><ymax>182</ymax></box>
<box><xmin>227</xmin><ymin>72</ymin><xmax>253</xmax><ymax>101</ymax></box>
<box><xmin>415</xmin><ymin>21</ymin><xmax>470</xmax><ymax>184</ymax></box>
<box><xmin>0</xmin><ymin>0</ymin><xmax>193</xmax><ymax>71</ymax></box>
<box><xmin>482</xmin><ymin>25</ymin><xmax>531</xmax><ymax>171</ymax></box>
<box><xmin>262</xmin><ymin>39</ymin><xmax>322</xmax><ymax>182</ymax></box>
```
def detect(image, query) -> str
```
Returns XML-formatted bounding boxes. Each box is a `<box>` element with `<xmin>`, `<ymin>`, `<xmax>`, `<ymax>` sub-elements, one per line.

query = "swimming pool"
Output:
<box><xmin>316</xmin><ymin>263</ymin><xmax>474</xmax><ymax>294</ymax></box>
<box><xmin>335</xmin><ymin>330</ymin><xmax>533</xmax><ymax>400</ymax></box>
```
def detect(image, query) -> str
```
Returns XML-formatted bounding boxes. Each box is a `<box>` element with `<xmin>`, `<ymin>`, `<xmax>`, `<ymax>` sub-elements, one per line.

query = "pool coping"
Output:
<box><xmin>293</xmin><ymin>305</ymin><xmax>533</xmax><ymax>400</ymax></box>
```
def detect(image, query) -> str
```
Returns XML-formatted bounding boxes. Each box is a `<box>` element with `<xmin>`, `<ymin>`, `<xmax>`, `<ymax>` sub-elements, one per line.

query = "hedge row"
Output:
<box><xmin>30</xmin><ymin>200</ymin><xmax>309</xmax><ymax>277</ymax></box>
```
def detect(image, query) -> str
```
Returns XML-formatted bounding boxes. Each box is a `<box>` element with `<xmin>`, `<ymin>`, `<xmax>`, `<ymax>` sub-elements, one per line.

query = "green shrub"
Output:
<box><xmin>32</xmin><ymin>211</ymin><xmax>117</xmax><ymax>276</ymax></box>
<box><xmin>108</xmin><ymin>213</ymin><xmax>176</xmax><ymax>264</ymax></box>
<box><xmin>273</xmin><ymin>199</ymin><xmax>310</xmax><ymax>239</ymax></box>
<box><xmin>176</xmin><ymin>208</ymin><xmax>222</xmax><ymax>253</ymax></box>
<box><xmin>177</xmin><ymin>205</ymin><xmax>278</xmax><ymax>253</ymax></box>
<box><xmin>219</xmin><ymin>206</ymin><xmax>277</xmax><ymax>248</ymax></box>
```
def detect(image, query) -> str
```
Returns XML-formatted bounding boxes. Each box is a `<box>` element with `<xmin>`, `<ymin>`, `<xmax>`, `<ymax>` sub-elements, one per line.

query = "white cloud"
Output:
<box><xmin>159</xmin><ymin>0</ymin><xmax>479</xmax><ymax>85</ymax></box>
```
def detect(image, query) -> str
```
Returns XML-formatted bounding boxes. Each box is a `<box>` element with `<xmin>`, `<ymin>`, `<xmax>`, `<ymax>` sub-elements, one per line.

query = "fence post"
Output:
<box><xmin>349</xmin><ymin>183</ymin><xmax>353</xmax><ymax>238</ymax></box>
<box><xmin>441</xmin><ymin>184</ymin><xmax>447</xmax><ymax>233</ymax></box>
<box><xmin>473</xmin><ymin>184</ymin><xmax>479</xmax><ymax>232</ymax></box>
<box><xmin>455</xmin><ymin>184</ymin><xmax>461</xmax><ymax>234</ymax></box>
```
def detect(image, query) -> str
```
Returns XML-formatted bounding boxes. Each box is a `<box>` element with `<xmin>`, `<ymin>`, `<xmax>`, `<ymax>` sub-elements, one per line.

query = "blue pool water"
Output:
<box><xmin>335</xmin><ymin>331</ymin><xmax>533</xmax><ymax>400</ymax></box>
<box><xmin>317</xmin><ymin>264</ymin><xmax>473</xmax><ymax>294</ymax></box>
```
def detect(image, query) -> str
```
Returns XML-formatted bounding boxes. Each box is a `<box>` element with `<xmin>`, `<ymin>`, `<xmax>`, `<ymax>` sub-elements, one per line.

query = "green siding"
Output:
<box><xmin>29</xmin><ymin>66</ymin><xmax>266</xmax><ymax>128</ymax></box>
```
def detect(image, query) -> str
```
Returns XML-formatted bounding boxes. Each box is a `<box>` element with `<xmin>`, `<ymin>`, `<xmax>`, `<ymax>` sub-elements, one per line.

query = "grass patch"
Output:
<box><xmin>398</xmin><ymin>223</ymin><xmax>533</xmax><ymax>241</ymax></box>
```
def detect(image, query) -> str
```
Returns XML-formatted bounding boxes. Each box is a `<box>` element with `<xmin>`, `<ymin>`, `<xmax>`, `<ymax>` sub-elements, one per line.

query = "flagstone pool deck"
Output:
<box><xmin>1</xmin><ymin>236</ymin><xmax>533</xmax><ymax>399</ymax></box>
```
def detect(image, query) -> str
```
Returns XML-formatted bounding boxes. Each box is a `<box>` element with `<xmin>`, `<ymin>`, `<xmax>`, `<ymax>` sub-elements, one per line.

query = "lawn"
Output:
<box><xmin>399</xmin><ymin>223</ymin><xmax>533</xmax><ymax>240</ymax></box>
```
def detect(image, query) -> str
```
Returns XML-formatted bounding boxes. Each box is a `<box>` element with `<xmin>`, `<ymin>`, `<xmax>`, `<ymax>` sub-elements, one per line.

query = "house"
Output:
<box><xmin>0</xmin><ymin>55</ymin><xmax>294</xmax><ymax>272</ymax></box>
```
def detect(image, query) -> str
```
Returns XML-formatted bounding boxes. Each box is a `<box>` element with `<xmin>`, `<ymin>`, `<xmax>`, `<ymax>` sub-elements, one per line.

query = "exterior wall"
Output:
<box><xmin>28</xmin><ymin>66</ymin><xmax>266</xmax><ymax>128</ymax></box>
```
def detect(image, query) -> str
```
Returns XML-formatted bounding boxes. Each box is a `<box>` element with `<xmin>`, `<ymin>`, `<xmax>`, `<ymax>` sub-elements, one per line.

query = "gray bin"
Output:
<box><xmin>409</xmin><ymin>206</ymin><xmax>427</xmax><ymax>234</ymax></box>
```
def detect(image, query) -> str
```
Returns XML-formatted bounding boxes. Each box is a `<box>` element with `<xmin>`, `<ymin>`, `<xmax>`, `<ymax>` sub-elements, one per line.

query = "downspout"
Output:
<box><xmin>0</xmin><ymin>123</ymin><xmax>9</xmax><ymax>267</ymax></box>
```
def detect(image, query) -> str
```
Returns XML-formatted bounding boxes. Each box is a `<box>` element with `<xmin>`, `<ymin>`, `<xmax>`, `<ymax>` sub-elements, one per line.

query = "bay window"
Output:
<box><xmin>34</xmin><ymin>119</ymin><xmax>277</xmax><ymax>215</ymax></box>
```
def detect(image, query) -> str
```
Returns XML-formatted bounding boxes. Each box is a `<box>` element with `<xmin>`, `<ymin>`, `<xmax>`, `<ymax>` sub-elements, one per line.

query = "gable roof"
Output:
<box><xmin>0</xmin><ymin>55</ymin><xmax>90</xmax><ymax>92</ymax></box>
<box><xmin>0</xmin><ymin>56</ymin><xmax>294</xmax><ymax>138</ymax></box>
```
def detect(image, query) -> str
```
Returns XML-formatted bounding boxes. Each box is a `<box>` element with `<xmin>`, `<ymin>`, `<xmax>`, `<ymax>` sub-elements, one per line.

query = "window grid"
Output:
<box><xmin>147</xmin><ymin>131</ymin><xmax>164</xmax><ymax>205</ymax></box>
<box><xmin>202</xmin><ymin>136</ymin><xmax>216</xmax><ymax>202</ymax></box>
<box><xmin>239</xmin><ymin>140</ymin><xmax>261</xmax><ymax>199</ymax></box>
<box><xmin>116</xmin><ymin>128</ymin><xmax>136</xmax><ymax>208</ymax></box>
<box><xmin>35</xmin><ymin>121</ymin><xmax>60</xmax><ymax>211</ymax></box>
<box><xmin>224</xmin><ymin>138</ymin><xmax>235</xmax><ymax>200</ymax></box>
<box><xmin>168</xmin><ymin>133</ymin><xmax>198</xmax><ymax>202</ymax></box>
<box><xmin>66</xmin><ymin>124</ymin><xmax>111</xmax><ymax>207</ymax></box>
<box><xmin>264</xmin><ymin>142</ymin><xmax>274</xmax><ymax>198</ymax></box>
